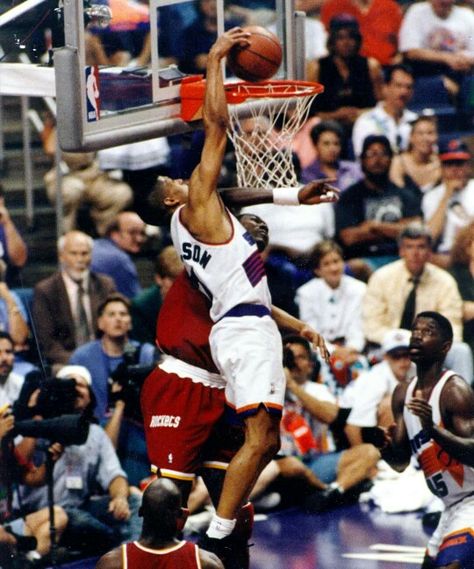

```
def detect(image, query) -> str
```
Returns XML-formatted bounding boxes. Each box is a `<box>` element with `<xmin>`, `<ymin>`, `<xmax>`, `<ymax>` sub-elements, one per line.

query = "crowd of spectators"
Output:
<box><xmin>1</xmin><ymin>0</ymin><xmax>474</xmax><ymax>565</ymax></box>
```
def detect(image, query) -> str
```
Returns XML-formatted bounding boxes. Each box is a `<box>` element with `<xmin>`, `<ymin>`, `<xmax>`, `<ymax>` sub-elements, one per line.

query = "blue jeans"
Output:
<box><xmin>303</xmin><ymin>451</ymin><xmax>343</xmax><ymax>485</ymax></box>
<box><xmin>64</xmin><ymin>493</ymin><xmax>142</xmax><ymax>554</ymax></box>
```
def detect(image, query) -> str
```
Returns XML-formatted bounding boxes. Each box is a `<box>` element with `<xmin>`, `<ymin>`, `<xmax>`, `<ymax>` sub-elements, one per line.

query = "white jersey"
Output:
<box><xmin>170</xmin><ymin>206</ymin><xmax>272</xmax><ymax>322</ymax></box>
<box><xmin>404</xmin><ymin>371</ymin><xmax>474</xmax><ymax>508</ymax></box>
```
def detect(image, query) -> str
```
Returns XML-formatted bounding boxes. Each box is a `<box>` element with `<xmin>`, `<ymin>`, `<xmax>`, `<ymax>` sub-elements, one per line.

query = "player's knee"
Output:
<box><xmin>245</xmin><ymin>428</ymin><xmax>279</xmax><ymax>460</ymax></box>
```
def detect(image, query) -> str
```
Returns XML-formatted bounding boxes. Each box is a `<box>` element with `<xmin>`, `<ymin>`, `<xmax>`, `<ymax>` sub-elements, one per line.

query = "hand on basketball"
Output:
<box><xmin>298</xmin><ymin>179</ymin><xmax>340</xmax><ymax>205</ymax></box>
<box><xmin>210</xmin><ymin>28</ymin><xmax>251</xmax><ymax>60</ymax></box>
<box><xmin>299</xmin><ymin>325</ymin><xmax>330</xmax><ymax>363</ymax></box>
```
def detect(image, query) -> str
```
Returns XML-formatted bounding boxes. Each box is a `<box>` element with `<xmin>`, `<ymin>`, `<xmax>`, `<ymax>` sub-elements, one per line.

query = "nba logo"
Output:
<box><xmin>85</xmin><ymin>66</ymin><xmax>101</xmax><ymax>122</ymax></box>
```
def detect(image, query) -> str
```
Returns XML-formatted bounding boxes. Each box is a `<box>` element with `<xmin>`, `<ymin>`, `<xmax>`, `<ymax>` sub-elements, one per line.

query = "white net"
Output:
<box><xmin>226</xmin><ymin>82</ymin><xmax>320</xmax><ymax>189</ymax></box>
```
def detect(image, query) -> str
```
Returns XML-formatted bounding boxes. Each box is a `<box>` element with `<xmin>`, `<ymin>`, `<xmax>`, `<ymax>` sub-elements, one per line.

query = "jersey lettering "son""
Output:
<box><xmin>170</xmin><ymin>206</ymin><xmax>271</xmax><ymax>322</ymax></box>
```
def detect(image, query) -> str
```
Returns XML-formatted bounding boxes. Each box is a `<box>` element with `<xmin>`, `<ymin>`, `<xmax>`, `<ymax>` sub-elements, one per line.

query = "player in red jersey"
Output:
<box><xmin>96</xmin><ymin>478</ymin><xmax>223</xmax><ymax>569</ymax></box>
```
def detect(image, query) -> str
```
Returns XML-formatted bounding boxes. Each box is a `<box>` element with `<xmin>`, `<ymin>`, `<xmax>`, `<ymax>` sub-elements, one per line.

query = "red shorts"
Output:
<box><xmin>141</xmin><ymin>367</ymin><xmax>241</xmax><ymax>481</ymax></box>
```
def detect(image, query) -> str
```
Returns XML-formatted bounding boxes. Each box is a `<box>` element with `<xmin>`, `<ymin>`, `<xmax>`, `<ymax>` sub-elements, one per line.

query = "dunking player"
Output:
<box><xmin>96</xmin><ymin>478</ymin><xmax>224</xmax><ymax>569</ymax></box>
<box><xmin>141</xmin><ymin>212</ymin><xmax>330</xmax><ymax>568</ymax></box>
<box><xmin>165</xmin><ymin>28</ymin><xmax>337</xmax><ymax>556</ymax></box>
<box><xmin>381</xmin><ymin>312</ymin><xmax>474</xmax><ymax>569</ymax></box>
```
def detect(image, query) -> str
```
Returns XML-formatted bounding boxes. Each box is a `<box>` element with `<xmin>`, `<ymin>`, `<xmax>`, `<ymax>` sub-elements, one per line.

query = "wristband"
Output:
<box><xmin>272</xmin><ymin>187</ymin><xmax>300</xmax><ymax>205</ymax></box>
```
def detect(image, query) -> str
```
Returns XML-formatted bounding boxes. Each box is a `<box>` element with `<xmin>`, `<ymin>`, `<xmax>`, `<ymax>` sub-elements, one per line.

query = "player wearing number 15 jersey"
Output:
<box><xmin>381</xmin><ymin>311</ymin><xmax>474</xmax><ymax>569</ymax></box>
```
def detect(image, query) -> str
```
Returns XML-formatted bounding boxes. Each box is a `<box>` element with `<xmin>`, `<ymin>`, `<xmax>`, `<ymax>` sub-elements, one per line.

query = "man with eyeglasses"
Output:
<box><xmin>91</xmin><ymin>211</ymin><xmax>147</xmax><ymax>298</ymax></box>
<box><xmin>345</xmin><ymin>328</ymin><xmax>414</xmax><ymax>447</ymax></box>
<box><xmin>335</xmin><ymin>134</ymin><xmax>422</xmax><ymax>272</ymax></box>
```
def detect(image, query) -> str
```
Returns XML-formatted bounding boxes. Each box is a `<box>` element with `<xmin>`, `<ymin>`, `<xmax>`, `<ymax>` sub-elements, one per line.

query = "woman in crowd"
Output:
<box><xmin>307</xmin><ymin>15</ymin><xmax>382</xmax><ymax>144</ymax></box>
<box><xmin>389</xmin><ymin>115</ymin><xmax>441</xmax><ymax>198</ymax></box>
<box><xmin>301</xmin><ymin>120</ymin><xmax>362</xmax><ymax>191</ymax></box>
<box><xmin>449</xmin><ymin>222</ymin><xmax>474</xmax><ymax>361</ymax></box>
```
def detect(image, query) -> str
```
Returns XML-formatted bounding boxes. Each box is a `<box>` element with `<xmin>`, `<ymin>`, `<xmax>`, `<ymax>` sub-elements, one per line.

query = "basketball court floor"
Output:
<box><xmin>48</xmin><ymin>502</ymin><xmax>430</xmax><ymax>569</ymax></box>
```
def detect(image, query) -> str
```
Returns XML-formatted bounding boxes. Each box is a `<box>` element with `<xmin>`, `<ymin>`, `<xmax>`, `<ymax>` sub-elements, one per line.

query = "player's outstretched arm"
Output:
<box><xmin>380</xmin><ymin>382</ymin><xmax>412</xmax><ymax>472</ymax></box>
<box><xmin>271</xmin><ymin>305</ymin><xmax>330</xmax><ymax>363</ymax></box>
<box><xmin>407</xmin><ymin>377</ymin><xmax>474</xmax><ymax>467</ymax></box>
<box><xmin>220</xmin><ymin>178</ymin><xmax>340</xmax><ymax>207</ymax></box>
<box><xmin>183</xmin><ymin>29</ymin><xmax>250</xmax><ymax>240</ymax></box>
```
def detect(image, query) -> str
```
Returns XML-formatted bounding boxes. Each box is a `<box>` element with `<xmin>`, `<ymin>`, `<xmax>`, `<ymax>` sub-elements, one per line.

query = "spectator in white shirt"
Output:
<box><xmin>296</xmin><ymin>240</ymin><xmax>367</xmax><ymax>360</ymax></box>
<box><xmin>399</xmin><ymin>0</ymin><xmax>474</xmax><ymax>96</ymax></box>
<box><xmin>422</xmin><ymin>138</ymin><xmax>474</xmax><ymax>267</ymax></box>
<box><xmin>352</xmin><ymin>64</ymin><xmax>417</xmax><ymax>158</ymax></box>
<box><xmin>344</xmin><ymin>328</ymin><xmax>414</xmax><ymax>447</ymax></box>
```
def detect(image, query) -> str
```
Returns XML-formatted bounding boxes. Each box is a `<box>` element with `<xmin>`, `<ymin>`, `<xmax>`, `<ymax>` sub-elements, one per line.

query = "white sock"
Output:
<box><xmin>206</xmin><ymin>514</ymin><xmax>236</xmax><ymax>539</ymax></box>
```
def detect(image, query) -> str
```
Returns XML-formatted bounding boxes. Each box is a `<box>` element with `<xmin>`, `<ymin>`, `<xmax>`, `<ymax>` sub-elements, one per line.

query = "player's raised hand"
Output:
<box><xmin>298</xmin><ymin>178</ymin><xmax>340</xmax><ymax>205</ymax></box>
<box><xmin>209</xmin><ymin>28</ymin><xmax>251</xmax><ymax>60</ymax></box>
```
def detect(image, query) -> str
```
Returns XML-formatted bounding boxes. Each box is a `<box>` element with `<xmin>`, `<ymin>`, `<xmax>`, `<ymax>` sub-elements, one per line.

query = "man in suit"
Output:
<box><xmin>32</xmin><ymin>230</ymin><xmax>116</xmax><ymax>369</ymax></box>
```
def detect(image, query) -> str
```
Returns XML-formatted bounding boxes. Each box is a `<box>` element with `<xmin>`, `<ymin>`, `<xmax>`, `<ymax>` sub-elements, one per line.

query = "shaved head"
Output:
<box><xmin>140</xmin><ymin>478</ymin><xmax>183</xmax><ymax>539</ymax></box>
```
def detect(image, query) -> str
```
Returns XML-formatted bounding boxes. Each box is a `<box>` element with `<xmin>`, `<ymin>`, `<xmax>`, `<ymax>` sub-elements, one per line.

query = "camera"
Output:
<box><xmin>13</xmin><ymin>370</ymin><xmax>78</xmax><ymax>421</ymax></box>
<box><xmin>108</xmin><ymin>343</ymin><xmax>155</xmax><ymax>422</ymax></box>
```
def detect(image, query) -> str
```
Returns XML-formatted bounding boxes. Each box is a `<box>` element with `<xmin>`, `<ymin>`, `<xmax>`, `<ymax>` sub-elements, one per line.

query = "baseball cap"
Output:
<box><xmin>382</xmin><ymin>329</ymin><xmax>411</xmax><ymax>355</ymax></box>
<box><xmin>56</xmin><ymin>365</ymin><xmax>92</xmax><ymax>385</ymax></box>
<box><xmin>329</xmin><ymin>14</ymin><xmax>360</xmax><ymax>32</ymax></box>
<box><xmin>439</xmin><ymin>139</ymin><xmax>470</xmax><ymax>162</ymax></box>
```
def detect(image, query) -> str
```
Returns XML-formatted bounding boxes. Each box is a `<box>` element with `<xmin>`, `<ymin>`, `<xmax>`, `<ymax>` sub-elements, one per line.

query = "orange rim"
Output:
<box><xmin>180</xmin><ymin>77</ymin><xmax>324</xmax><ymax>121</ymax></box>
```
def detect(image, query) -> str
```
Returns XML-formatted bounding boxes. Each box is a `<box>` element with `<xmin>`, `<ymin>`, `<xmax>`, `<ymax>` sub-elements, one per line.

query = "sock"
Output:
<box><xmin>329</xmin><ymin>481</ymin><xmax>344</xmax><ymax>493</ymax></box>
<box><xmin>206</xmin><ymin>514</ymin><xmax>236</xmax><ymax>539</ymax></box>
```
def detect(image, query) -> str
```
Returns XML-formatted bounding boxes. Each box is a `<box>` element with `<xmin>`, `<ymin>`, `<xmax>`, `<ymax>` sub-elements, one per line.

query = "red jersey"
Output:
<box><xmin>321</xmin><ymin>0</ymin><xmax>402</xmax><ymax>66</ymax></box>
<box><xmin>123</xmin><ymin>541</ymin><xmax>201</xmax><ymax>568</ymax></box>
<box><xmin>156</xmin><ymin>270</ymin><xmax>218</xmax><ymax>374</ymax></box>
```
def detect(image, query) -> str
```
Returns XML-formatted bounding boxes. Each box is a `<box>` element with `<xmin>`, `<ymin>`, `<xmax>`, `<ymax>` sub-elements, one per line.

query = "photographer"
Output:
<box><xmin>0</xmin><ymin>405</ymin><xmax>68</xmax><ymax>564</ymax></box>
<box><xmin>68</xmin><ymin>293</ymin><xmax>159</xmax><ymax>485</ymax></box>
<box><xmin>18</xmin><ymin>368</ymin><xmax>141</xmax><ymax>558</ymax></box>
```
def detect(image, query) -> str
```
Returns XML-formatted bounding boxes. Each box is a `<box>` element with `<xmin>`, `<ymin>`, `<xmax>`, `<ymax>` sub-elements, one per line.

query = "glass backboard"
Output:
<box><xmin>55</xmin><ymin>0</ymin><xmax>306</xmax><ymax>151</ymax></box>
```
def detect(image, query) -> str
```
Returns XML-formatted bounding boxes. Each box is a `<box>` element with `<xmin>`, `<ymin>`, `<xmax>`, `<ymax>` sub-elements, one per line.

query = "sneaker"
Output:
<box><xmin>303</xmin><ymin>487</ymin><xmax>345</xmax><ymax>513</ymax></box>
<box><xmin>198</xmin><ymin>533</ymin><xmax>250</xmax><ymax>569</ymax></box>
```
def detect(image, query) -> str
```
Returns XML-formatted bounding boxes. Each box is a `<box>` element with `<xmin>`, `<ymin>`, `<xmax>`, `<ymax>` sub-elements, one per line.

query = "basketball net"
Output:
<box><xmin>226</xmin><ymin>81</ymin><xmax>322</xmax><ymax>189</ymax></box>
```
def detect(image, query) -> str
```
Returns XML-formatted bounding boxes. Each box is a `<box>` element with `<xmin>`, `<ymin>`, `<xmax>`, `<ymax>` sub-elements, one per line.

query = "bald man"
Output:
<box><xmin>96</xmin><ymin>479</ymin><xmax>223</xmax><ymax>569</ymax></box>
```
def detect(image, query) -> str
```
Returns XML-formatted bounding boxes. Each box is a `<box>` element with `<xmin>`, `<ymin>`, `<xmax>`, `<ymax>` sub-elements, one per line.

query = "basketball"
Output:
<box><xmin>227</xmin><ymin>26</ymin><xmax>283</xmax><ymax>82</ymax></box>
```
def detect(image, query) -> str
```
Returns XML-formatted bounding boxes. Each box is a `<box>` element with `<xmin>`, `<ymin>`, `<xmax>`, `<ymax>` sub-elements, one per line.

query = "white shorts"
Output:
<box><xmin>209</xmin><ymin>315</ymin><xmax>285</xmax><ymax>416</ymax></box>
<box><xmin>427</xmin><ymin>495</ymin><xmax>474</xmax><ymax>567</ymax></box>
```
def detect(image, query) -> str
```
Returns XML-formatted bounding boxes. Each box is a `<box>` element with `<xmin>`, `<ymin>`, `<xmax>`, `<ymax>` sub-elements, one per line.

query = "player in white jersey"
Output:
<box><xmin>151</xmin><ymin>28</ymin><xmax>338</xmax><ymax>562</ymax></box>
<box><xmin>381</xmin><ymin>311</ymin><xmax>474</xmax><ymax>569</ymax></box>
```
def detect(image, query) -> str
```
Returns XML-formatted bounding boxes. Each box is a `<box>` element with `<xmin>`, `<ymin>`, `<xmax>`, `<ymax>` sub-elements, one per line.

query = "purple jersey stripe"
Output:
<box><xmin>243</xmin><ymin>251</ymin><xmax>266</xmax><ymax>287</ymax></box>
